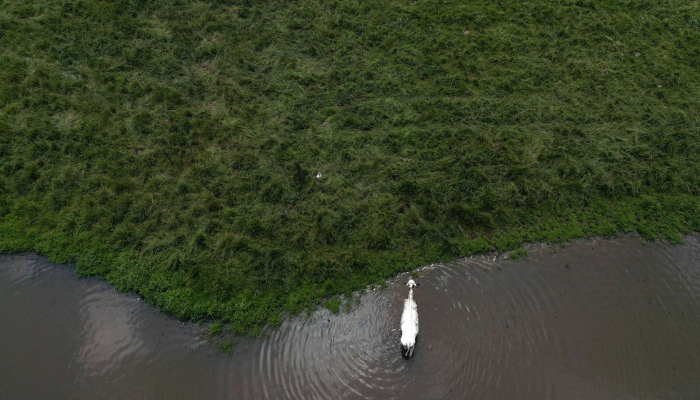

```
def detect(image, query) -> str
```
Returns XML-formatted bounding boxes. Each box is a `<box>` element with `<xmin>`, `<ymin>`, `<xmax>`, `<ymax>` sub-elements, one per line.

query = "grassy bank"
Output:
<box><xmin>1</xmin><ymin>0</ymin><xmax>698</xmax><ymax>333</ymax></box>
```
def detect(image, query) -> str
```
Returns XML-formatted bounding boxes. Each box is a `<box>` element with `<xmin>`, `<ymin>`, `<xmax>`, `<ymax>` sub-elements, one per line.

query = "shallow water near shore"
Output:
<box><xmin>2</xmin><ymin>235</ymin><xmax>700</xmax><ymax>399</ymax></box>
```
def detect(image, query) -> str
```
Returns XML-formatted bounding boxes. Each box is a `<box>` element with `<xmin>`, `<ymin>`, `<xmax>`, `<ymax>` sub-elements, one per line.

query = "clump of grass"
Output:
<box><xmin>206</xmin><ymin>321</ymin><xmax>224</xmax><ymax>342</ymax></box>
<box><xmin>343</xmin><ymin>293</ymin><xmax>361</xmax><ymax>314</ymax></box>
<box><xmin>323</xmin><ymin>297</ymin><xmax>341</xmax><ymax>314</ymax></box>
<box><xmin>509</xmin><ymin>248</ymin><xmax>529</xmax><ymax>260</ymax></box>
<box><xmin>218</xmin><ymin>339</ymin><xmax>234</xmax><ymax>356</ymax></box>
<box><xmin>0</xmin><ymin>0</ymin><xmax>698</xmax><ymax>334</ymax></box>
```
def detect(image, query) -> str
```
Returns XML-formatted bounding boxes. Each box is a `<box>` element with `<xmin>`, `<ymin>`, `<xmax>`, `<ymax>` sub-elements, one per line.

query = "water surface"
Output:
<box><xmin>1</xmin><ymin>235</ymin><xmax>700</xmax><ymax>399</ymax></box>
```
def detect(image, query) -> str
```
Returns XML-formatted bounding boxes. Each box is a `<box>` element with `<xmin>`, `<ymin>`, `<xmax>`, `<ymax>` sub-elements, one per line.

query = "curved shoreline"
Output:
<box><xmin>2</xmin><ymin>195</ymin><xmax>699</xmax><ymax>333</ymax></box>
<box><xmin>2</xmin><ymin>194</ymin><xmax>700</xmax><ymax>332</ymax></box>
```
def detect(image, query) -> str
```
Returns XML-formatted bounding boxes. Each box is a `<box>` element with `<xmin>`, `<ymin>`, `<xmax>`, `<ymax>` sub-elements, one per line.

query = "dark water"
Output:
<box><xmin>2</xmin><ymin>235</ymin><xmax>700</xmax><ymax>399</ymax></box>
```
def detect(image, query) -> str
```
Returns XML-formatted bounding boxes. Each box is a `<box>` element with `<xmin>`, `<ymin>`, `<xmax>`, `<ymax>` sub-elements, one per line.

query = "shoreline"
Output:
<box><xmin>2</xmin><ymin>195</ymin><xmax>698</xmax><ymax>335</ymax></box>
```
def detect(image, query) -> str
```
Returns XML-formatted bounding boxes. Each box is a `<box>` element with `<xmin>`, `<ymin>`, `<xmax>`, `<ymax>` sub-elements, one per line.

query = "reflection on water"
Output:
<box><xmin>1</xmin><ymin>235</ymin><xmax>700</xmax><ymax>399</ymax></box>
<box><xmin>75</xmin><ymin>286</ymin><xmax>145</xmax><ymax>377</ymax></box>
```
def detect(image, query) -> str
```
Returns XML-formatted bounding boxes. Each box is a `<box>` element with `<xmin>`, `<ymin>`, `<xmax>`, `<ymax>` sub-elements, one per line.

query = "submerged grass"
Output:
<box><xmin>1</xmin><ymin>0</ymin><xmax>699</xmax><ymax>332</ymax></box>
<box><xmin>219</xmin><ymin>338</ymin><xmax>234</xmax><ymax>355</ymax></box>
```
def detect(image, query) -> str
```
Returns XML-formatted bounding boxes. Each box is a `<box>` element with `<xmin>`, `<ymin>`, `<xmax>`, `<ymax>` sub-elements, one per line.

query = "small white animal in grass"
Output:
<box><xmin>400</xmin><ymin>278</ymin><xmax>420</xmax><ymax>358</ymax></box>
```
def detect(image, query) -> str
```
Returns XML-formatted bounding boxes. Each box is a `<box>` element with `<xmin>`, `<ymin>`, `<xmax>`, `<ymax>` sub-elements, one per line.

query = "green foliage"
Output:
<box><xmin>219</xmin><ymin>339</ymin><xmax>234</xmax><ymax>355</ymax></box>
<box><xmin>509</xmin><ymin>248</ymin><xmax>528</xmax><ymax>260</ymax></box>
<box><xmin>324</xmin><ymin>296</ymin><xmax>341</xmax><ymax>314</ymax></box>
<box><xmin>207</xmin><ymin>321</ymin><xmax>224</xmax><ymax>341</ymax></box>
<box><xmin>1</xmin><ymin>0</ymin><xmax>699</xmax><ymax>333</ymax></box>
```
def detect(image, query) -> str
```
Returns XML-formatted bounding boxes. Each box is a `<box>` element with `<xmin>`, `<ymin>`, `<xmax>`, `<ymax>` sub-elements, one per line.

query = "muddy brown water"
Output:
<box><xmin>2</xmin><ymin>235</ymin><xmax>700</xmax><ymax>399</ymax></box>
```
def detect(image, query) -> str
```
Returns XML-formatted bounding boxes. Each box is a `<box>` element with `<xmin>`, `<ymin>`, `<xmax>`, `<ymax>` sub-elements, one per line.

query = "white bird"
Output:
<box><xmin>400</xmin><ymin>278</ymin><xmax>419</xmax><ymax>358</ymax></box>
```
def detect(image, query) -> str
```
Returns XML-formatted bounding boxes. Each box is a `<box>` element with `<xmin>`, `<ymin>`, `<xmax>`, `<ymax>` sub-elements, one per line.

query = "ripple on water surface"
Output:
<box><xmin>1</xmin><ymin>235</ymin><xmax>700</xmax><ymax>399</ymax></box>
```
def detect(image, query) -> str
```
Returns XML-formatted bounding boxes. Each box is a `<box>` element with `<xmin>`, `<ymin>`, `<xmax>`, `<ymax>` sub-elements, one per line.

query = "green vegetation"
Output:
<box><xmin>509</xmin><ymin>248</ymin><xmax>528</xmax><ymax>260</ymax></box>
<box><xmin>324</xmin><ymin>296</ymin><xmax>341</xmax><ymax>314</ymax></box>
<box><xmin>207</xmin><ymin>321</ymin><xmax>224</xmax><ymax>341</ymax></box>
<box><xmin>219</xmin><ymin>338</ymin><xmax>234</xmax><ymax>355</ymax></box>
<box><xmin>1</xmin><ymin>0</ymin><xmax>698</xmax><ymax>333</ymax></box>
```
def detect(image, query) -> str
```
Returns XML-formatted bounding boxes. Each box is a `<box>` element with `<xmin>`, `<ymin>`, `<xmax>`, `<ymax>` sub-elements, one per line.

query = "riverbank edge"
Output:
<box><xmin>1</xmin><ymin>193</ymin><xmax>699</xmax><ymax>335</ymax></box>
